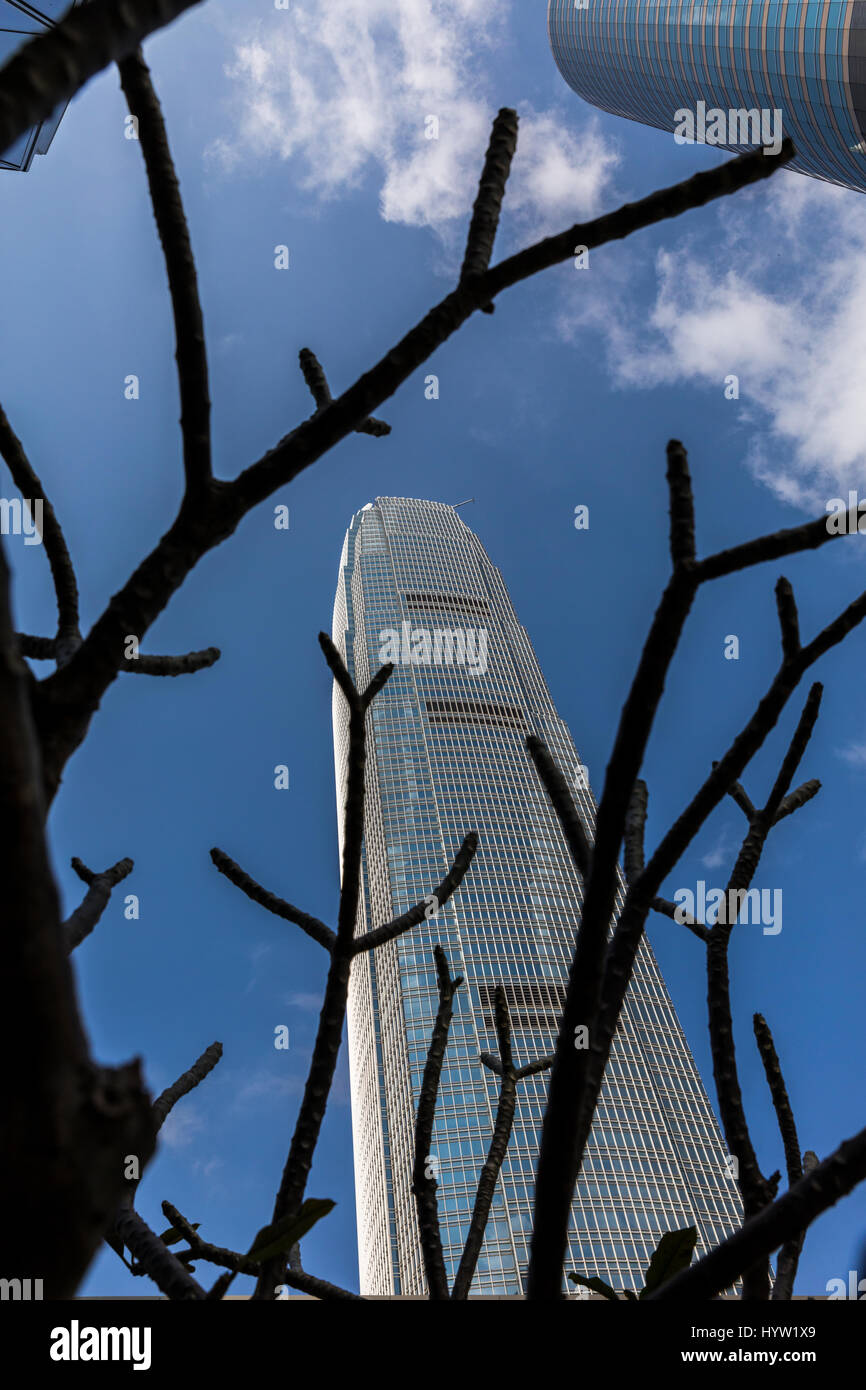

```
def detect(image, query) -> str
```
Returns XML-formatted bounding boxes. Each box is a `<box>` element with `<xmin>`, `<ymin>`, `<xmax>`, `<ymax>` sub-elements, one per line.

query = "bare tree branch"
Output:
<box><xmin>518</xmin><ymin>1055</ymin><xmax>556</xmax><ymax>1080</ymax></box>
<box><xmin>775</xmin><ymin>576</ymin><xmax>801</xmax><ymax>661</ymax></box>
<box><xmin>106</xmin><ymin>1043</ymin><xmax>224</xmax><ymax>1294</ymax></box>
<box><xmin>679</xmin><ymin>687</ymin><xmax>820</xmax><ymax>1298</ymax></box>
<box><xmin>752</xmin><ymin>1013</ymin><xmax>807</xmax><ymax>1300</ymax></box>
<box><xmin>152</xmin><ymin>1041</ymin><xmax>223</xmax><ymax>1131</ymax></box>
<box><xmin>646</xmin><ymin>1127</ymin><xmax>866</xmax><ymax>1300</ymax></box>
<box><xmin>0</xmin><ymin>535</ymin><xmax>155</xmax><ymax>1296</ymax></box>
<box><xmin>210</xmin><ymin>848</ymin><xmax>336</xmax><ymax>952</ymax></box>
<box><xmin>528</xmin><ymin>445</ymin><xmax>704</xmax><ymax>1298</ymax></box>
<box><xmin>161</xmin><ymin>1201</ymin><xmax>364</xmax><ymax>1299</ymax></box>
<box><xmin>412</xmin><ymin>945</ymin><xmax>463</xmax><ymax>1299</ymax></box>
<box><xmin>277</xmin><ymin>1268</ymin><xmax>365</xmax><ymax>1301</ymax></box>
<box><xmin>695</xmin><ymin>501</ymin><xmax>861</xmax><ymax>583</ymax></box>
<box><xmin>773</xmin><ymin>778</ymin><xmax>820</xmax><ymax>824</ymax></box>
<box><xmin>0</xmin><ymin>402</ymin><xmax>80</xmax><ymax>661</ymax></box>
<box><xmin>31</xmin><ymin>140</ymin><xmax>800</xmax><ymax>809</ymax></box>
<box><xmin>459</xmin><ymin>107</ymin><xmax>519</xmax><ymax>312</ymax></box>
<box><xmin>161</xmin><ymin>1202</ymin><xmax>252</xmax><ymax>1274</ymax></box>
<box><xmin>125</xmin><ymin>647</ymin><xmax>220</xmax><ymax>676</ymax></box>
<box><xmin>452</xmin><ymin>988</ymin><xmax>551</xmax><ymax>1299</ymax></box>
<box><xmin>525</xmin><ymin>735</ymin><xmax>593</xmax><ymax>879</ymax></box>
<box><xmin>299</xmin><ymin>348</ymin><xmax>390</xmax><ymax>436</ymax></box>
<box><xmin>352</xmin><ymin>831</ymin><xmax>478</xmax><ymax>955</ymax></box>
<box><xmin>650</xmin><ymin>895</ymin><xmax>708</xmax><ymax>943</ymax></box>
<box><xmin>725</xmin><ymin>778</ymin><xmax>756</xmax><ymax>820</ymax></box>
<box><xmin>773</xmin><ymin>1150</ymin><xmax>819</xmax><ymax>1301</ymax></box>
<box><xmin>15</xmin><ymin>633</ymin><xmax>57</xmax><ymax>661</ymax></box>
<box><xmin>112</xmin><ymin>1205</ymin><xmax>205</xmax><ymax>1299</ymax></box>
<box><xmin>251</xmin><ymin>639</ymin><xmax>388</xmax><ymax>1298</ymax></box>
<box><xmin>64</xmin><ymin>855</ymin><xmax>134</xmax><ymax>951</ymax></box>
<box><xmin>528</xmin><ymin>440</ymin><xmax>866</xmax><ymax>1299</ymax></box>
<box><xmin>666</xmin><ymin>438</ymin><xmax>697</xmax><ymax>568</ymax></box>
<box><xmin>623</xmin><ymin>779</ymin><xmax>648</xmax><ymax>885</ymax></box>
<box><xmin>206</xmin><ymin>1270</ymin><xmax>236</xmax><ymax>1300</ymax></box>
<box><xmin>118</xmin><ymin>49</ymin><xmax>211</xmax><ymax>496</ymax></box>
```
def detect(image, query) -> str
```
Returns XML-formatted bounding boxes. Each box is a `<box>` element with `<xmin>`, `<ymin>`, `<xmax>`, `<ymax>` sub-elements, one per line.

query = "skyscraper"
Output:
<box><xmin>548</xmin><ymin>0</ymin><xmax>866</xmax><ymax>195</ymax></box>
<box><xmin>0</xmin><ymin>1</ymin><xmax>81</xmax><ymax>172</ymax></box>
<box><xmin>332</xmin><ymin>497</ymin><xmax>742</xmax><ymax>1296</ymax></box>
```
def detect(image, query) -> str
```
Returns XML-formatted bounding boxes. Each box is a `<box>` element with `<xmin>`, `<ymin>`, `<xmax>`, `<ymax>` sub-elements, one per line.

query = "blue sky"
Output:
<box><xmin>1</xmin><ymin>0</ymin><xmax>864</xmax><ymax>1297</ymax></box>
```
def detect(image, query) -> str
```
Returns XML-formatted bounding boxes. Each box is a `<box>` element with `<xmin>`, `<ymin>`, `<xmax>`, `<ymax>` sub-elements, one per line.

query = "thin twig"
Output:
<box><xmin>460</xmin><ymin>107</ymin><xmax>519</xmax><ymax>311</ymax></box>
<box><xmin>210</xmin><ymin>849</ymin><xmax>336</xmax><ymax>952</ymax></box>
<box><xmin>299</xmin><ymin>348</ymin><xmax>390</xmax><ymax>436</ymax></box>
<box><xmin>452</xmin><ymin>989</ymin><xmax>551</xmax><ymax>1299</ymax></box>
<box><xmin>353</xmin><ymin>832</ymin><xmax>478</xmax><ymax>954</ymax></box>
<box><xmin>64</xmin><ymin>855</ymin><xmax>134</xmax><ymax>951</ymax></box>
<box><xmin>125</xmin><ymin>647</ymin><xmax>220</xmax><ymax>676</ymax></box>
<box><xmin>412</xmin><ymin>946</ymin><xmax>463</xmax><ymax>1299</ymax></box>
<box><xmin>0</xmin><ymin>402</ymin><xmax>80</xmax><ymax>661</ymax></box>
<box><xmin>118</xmin><ymin>49</ymin><xmax>211</xmax><ymax>496</ymax></box>
<box><xmin>112</xmin><ymin>1205</ymin><xmax>205</xmax><ymax>1300</ymax></box>
<box><xmin>152</xmin><ymin>1041</ymin><xmax>223</xmax><ymax>1131</ymax></box>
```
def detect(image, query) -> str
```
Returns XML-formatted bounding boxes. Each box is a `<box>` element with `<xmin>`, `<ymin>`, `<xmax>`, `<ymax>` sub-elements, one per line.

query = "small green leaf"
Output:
<box><xmin>639</xmin><ymin>1225</ymin><xmax>698</xmax><ymax>1298</ymax></box>
<box><xmin>568</xmin><ymin>1272</ymin><xmax>620</xmax><ymax>1301</ymax></box>
<box><xmin>246</xmin><ymin>1198</ymin><xmax>335</xmax><ymax>1264</ymax></box>
<box><xmin>158</xmin><ymin>1222</ymin><xmax>200</xmax><ymax>1246</ymax></box>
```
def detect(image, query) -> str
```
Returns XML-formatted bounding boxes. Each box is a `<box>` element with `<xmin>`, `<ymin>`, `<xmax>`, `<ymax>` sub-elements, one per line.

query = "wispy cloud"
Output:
<box><xmin>557</xmin><ymin>170</ymin><xmax>866</xmax><ymax>505</ymax></box>
<box><xmin>244</xmin><ymin>942</ymin><xmax>274</xmax><ymax>995</ymax></box>
<box><xmin>700</xmin><ymin>823</ymin><xmax>737</xmax><ymax>872</ymax></box>
<box><xmin>231</xmin><ymin>1068</ymin><xmax>306</xmax><ymax>1110</ymax></box>
<box><xmin>207</xmin><ymin>0</ymin><xmax>619</xmax><ymax>246</ymax></box>
<box><xmin>285</xmin><ymin>991</ymin><xmax>322</xmax><ymax>1012</ymax></box>
<box><xmin>159</xmin><ymin>1102</ymin><xmax>207</xmax><ymax>1150</ymax></box>
<box><xmin>836</xmin><ymin>742</ymin><xmax>866</xmax><ymax>769</ymax></box>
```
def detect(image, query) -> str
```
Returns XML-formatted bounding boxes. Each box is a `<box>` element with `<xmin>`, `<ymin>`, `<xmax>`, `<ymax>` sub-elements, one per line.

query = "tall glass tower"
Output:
<box><xmin>548</xmin><ymin>0</ymin><xmax>866</xmax><ymax>194</ymax></box>
<box><xmin>0</xmin><ymin>1</ymin><xmax>82</xmax><ymax>172</ymax></box>
<box><xmin>332</xmin><ymin>497</ymin><xmax>742</xmax><ymax>1296</ymax></box>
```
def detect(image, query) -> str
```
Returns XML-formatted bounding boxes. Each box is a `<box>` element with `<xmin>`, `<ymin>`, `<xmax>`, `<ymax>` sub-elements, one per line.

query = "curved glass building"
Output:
<box><xmin>0</xmin><ymin>1</ymin><xmax>82</xmax><ymax>172</ymax></box>
<box><xmin>333</xmin><ymin>497</ymin><xmax>743</xmax><ymax>1296</ymax></box>
<box><xmin>548</xmin><ymin>0</ymin><xmax>866</xmax><ymax>194</ymax></box>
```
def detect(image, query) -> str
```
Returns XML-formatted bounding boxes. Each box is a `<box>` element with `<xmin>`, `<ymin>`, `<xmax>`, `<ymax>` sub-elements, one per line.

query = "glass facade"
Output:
<box><xmin>1</xmin><ymin>1</ymin><xmax>81</xmax><ymax>171</ymax></box>
<box><xmin>332</xmin><ymin>497</ymin><xmax>743</xmax><ymax>1296</ymax></box>
<box><xmin>548</xmin><ymin>0</ymin><xmax>866</xmax><ymax>194</ymax></box>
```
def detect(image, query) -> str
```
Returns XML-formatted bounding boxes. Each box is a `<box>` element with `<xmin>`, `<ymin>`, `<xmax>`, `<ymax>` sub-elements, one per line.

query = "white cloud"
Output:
<box><xmin>192</xmin><ymin>1156</ymin><xmax>225</xmax><ymax>1186</ymax></box>
<box><xmin>558</xmin><ymin>168</ymin><xmax>866</xmax><ymax>505</ymax></box>
<box><xmin>836</xmin><ymin>742</ymin><xmax>866</xmax><ymax>768</ymax></box>
<box><xmin>159</xmin><ymin>1103</ymin><xmax>206</xmax><ymax>1150</ymax></box>
<box><xmin>232</xmin><ymin>1070</ymin><xmax>305</xmax><ymax>1108</ymax></box>
<box><xmin>285</xmin><ymin>991</ymin><xmax>322</xmax><ymax>1012</ymax></box>
<box><xmin>207</xmin><ymin>0</ymin><xmax>619</xmax><ymax>242</ymax></box>
<box><xmin>243</xmin><ymin>941</ymin><xmax>273</xmax><ymax>995</ymax></box>
<box><xmin>700</xmin><ymin>823</ymin><xmax>737</xmax><ymax>871</ymax></box>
